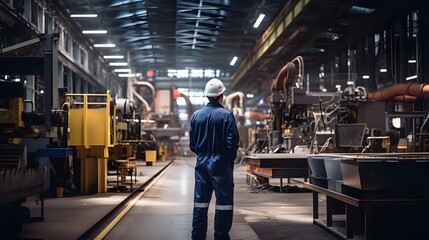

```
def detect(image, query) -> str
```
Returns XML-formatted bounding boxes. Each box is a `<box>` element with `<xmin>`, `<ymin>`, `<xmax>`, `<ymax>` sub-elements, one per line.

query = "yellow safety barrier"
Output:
<box><xmin>66</xmin><ymin>91</ymin><xmax>116</xmax><ymax>193</ymax></box>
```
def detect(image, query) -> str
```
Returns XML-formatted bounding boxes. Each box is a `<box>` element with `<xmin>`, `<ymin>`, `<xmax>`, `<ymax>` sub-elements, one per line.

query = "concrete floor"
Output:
<box><xmin>12</xmin><ymin>157</ymin><xmax>337</xmax><ymax>240</ymax></box>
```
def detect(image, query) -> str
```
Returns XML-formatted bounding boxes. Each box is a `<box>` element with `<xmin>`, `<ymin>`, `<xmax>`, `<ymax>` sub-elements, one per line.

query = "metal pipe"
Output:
<box><xmin>271</xmin><ymin>56</ymin><xmax>304</xmax><ymax>93</ymax></box>
<box><xmin>224</xmin><ymin>92</ymin><xmax>245</xmax><ymax>114</ymax></box>
<box><xmin>133</xmin><ymin>81</ymin><xmax>156</xmax><ymax>98</ymax></box>
<box><xmin>368</xmin><ymin>83</ymin><xmax>429</xmax><ymax>101</ymax></box>
<box><xmin>392</xmin><ymin>95</ymin><xmax>417</xmax><ymax>102</ymax></box>
<box><xmin>271</xmin><ymin>62</ymin><xmax>295</xmax><ymax>92</ymax></box>
<box><xmin>291</xmin><ymin>55</ymin><xmax>304</xmax><ymax>88</ymax></box>
<box><xmin>132</xmin><ymin>88</ymin><xmax>152</xmax><ymax>112</ymax></box>
<box><xmin>246</xmin><ymin>111</ymin><xmax>270</xmax><ymax>120</ymax></box>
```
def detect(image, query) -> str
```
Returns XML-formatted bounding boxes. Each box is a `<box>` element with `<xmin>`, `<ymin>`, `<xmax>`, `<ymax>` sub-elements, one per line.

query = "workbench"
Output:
<box><xmin>245</xmin><ymin>153</ymin><xmax>309</xmax><ymax>191</ymax></box>
<box><xmin>304</xmin><ymin>182</ymin><xmax>429</xmax><ymax>240</ymax></box>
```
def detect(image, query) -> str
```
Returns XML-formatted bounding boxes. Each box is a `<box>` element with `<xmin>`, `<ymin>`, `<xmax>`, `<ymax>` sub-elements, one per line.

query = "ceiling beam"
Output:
<box><xmin>230</xmin><ymin>0</ymin><xmax>311</xmax><ymax>89</ymax></box>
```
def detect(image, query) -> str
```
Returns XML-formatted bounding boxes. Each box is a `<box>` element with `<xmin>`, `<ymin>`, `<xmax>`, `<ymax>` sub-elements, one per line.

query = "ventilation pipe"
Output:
<box><xmin>367</xmin><ymin>83</ymin><xmax>429</xmax><ymax>102</ymax></box>
<box><xmin>132</xmin><ymin>88</ymin><xmax>152</xmax><ymax>112</ymax></box>
<box><xmin>224</xmin><ymin>92</ymin><xmax>245</xmax><ymax>115</ymax></box>
<box><xmin>271</xmin><ymin>61</ymin><xmax>296</xmax><ymax>93</ymax></box>
<box><xmin>133</xmin><ymin>81</ymin><xmax>156</xmax><ymax>97</ymax></box>
<box><xmin>270</xmin><ymin>56</ymin><xmax>303</xmax><ymax>94</ymax></box>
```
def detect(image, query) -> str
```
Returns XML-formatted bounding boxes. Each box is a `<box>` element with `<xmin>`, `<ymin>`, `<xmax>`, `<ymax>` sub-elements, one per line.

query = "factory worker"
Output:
<box><xmin>189</xmin><ymin>78</ymin><xmax>240</xmax><ymax>240</ymax></box>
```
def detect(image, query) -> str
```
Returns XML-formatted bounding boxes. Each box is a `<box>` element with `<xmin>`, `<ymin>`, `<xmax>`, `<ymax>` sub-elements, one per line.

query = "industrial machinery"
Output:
<box><xmin>259</xmin><ymin>55</ymin><xmax>396</xmax><ymax>155</ymax></box>
<box><xmin>0</xmin><ymin>81</ymin><xmax>47</xmax><ymax>235</ymax></box>
<box><xmin>136</xmin><ymin>86</ymin><xmax>187</xmax><ymax>161</ymax></box>
<box><xmin>244</xmin><ymin>55</ymin><xmax>418</xmax><ymax>192</ymax></box>
<box><xmin>265</xmin><ymin>56</ymin><xmax>340</xmax><ymax>154</ymax></box>
<box><xmin>65</xmin><ymin>91</ymin><xmax>143</xmax><ymax>193</ymax></box>
<box><xmin>109</xmin><ymin>98</ymin><xmax>144</xmax><ymax>190</ymax></box>
<box><xmin>0</xmin><ymin>34</ymin><xmax>71</xmax><ymax>236</ymax></box>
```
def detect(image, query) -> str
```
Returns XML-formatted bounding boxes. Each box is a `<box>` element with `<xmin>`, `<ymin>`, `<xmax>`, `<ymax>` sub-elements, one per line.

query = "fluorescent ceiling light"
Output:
<box><xmin>94</xmin><ymin>44</ymin><xmax>116</xmax><ymax>48</ymax></box>
<box><xmin>362</xmin><ymin>75</ymin><xmax>370</xmax><ymax>79</ymax></box>
<box><xmin>71</xmin><ymin>14</ymin><xmax>97</xmax><ymax>18</ymax></box>
<box><xmin>406</xmin><ymin>75</ymin><xmax>417</xmax><ymax>81</ymax></box>
<box><xmin>114</xmin><ymin>69</ymin><xmax>131</xmax><ymax>72</ymax></box>
<box><xmin>230</xmin><ymin>56</ymin><xmax>238</xmax><ymax>66</ymax></box>
<box><xmin>109</xmin><ymin>62</ymin><xmax>128</xmax><ymax>66</ymax></box>
<box><xmin>118</xmin><ymin>73</ymin><xmax>135</xmax><ymax>77</ymax></box>
<box><xmin>103</xmin><ymin>55</ymin><xmax>124</xmax><ymax>59</ymax></box>
<box><xmin>82</xmin><ymin>30</ymin><xmax>107</xmax><ymax>34</ymax></box>
<box><xmin>408</xmin><ymin>59</ymin><xmax>417</xmax><ymax>63</ymax></box>
<box><xmin>192</xmin><ymin>38</ymin><xmax>197</xmax><ymax>50</ymax></box>
<box><xmin>380</xmin><ymin>68</ymin><xmax>387</xmax><ymax>72</ymax></box>
<box><xmin>253</xmin><ymin>14</ymin><xmax>265</xmax><ymax>28</ymax></box>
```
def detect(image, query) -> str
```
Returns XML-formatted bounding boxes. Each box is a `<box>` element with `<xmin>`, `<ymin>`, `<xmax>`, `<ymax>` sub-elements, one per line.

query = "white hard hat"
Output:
<box><xmin>204</xmin><ymin>78</ymin><xmax>226</xmax><ymax>97</ymax></box>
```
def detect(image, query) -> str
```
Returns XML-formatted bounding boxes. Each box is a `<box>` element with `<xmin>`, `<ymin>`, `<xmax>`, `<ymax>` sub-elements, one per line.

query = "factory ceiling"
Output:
<box><xmin>55</xmin><ymin>0</ymin><xmax>287</xmax><ymax>89</ymax></box>
<box><xmin>54</xmin><ymin>0</ymin><xmax>421</xmax><ymax>96</ymax></box>
<box><xmin>0</xmin><ymin>0</ymin><xmax>424</xmax><ymax>105</ymax></box>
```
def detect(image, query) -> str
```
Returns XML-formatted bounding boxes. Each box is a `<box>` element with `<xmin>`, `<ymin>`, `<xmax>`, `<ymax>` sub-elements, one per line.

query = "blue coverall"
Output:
<box><xmin>189</xmin><ymin>102</ymin><xmax>240</xmax><ymax>240</ymax></box>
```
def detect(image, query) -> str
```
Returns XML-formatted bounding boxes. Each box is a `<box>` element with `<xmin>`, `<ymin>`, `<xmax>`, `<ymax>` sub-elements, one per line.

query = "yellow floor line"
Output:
<box><xmin>94</xmin><ymin>161</ymin><xmax>175</xmax><ymax>240</ymax></box>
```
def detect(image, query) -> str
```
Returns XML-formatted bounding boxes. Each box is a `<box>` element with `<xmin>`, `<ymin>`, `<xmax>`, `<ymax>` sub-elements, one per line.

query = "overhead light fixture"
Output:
<box><xmin>118</xmin><ymin>73</ymin><xmax>135</xmax><ymax>77</ymax></box>
<box><xmin>82</xmin><ymin>30</ymin><xmax>107</xmax><ymax>34</ymax></box>
<box><xmin>406</xmin><ymin>75</ymin><xmax>417</xmax><ymax>81</ymax></box>
<box><xmin>253</xmin><ymin>14</ymin><xmax>265</xmax><ymax>28</ymax></box>
<box><xmin>380</xmin><ymin>68</ymin><xmax>387</xmax><ymax>72</ymax></box>
<box><xmin>362</xmin><ymin>75</ymin><xmax>370</xmax><ymax>79</ymax></box>
<box><xmin>408</xmin><ymin>59</ymin><xmax>417</xmax><ymax>63</ymax></box>
<box><xmin>230</xmin><ymin>56</ymin><xmax>238</xmax><ymax>66</ymax></box>
<box><xmin>109</xmin><ymin>62</ymin><xmax>128</xmax><ymax>66</ymax></box>
<box><xmin>71</xmin><ymin>14</ymin><xmax>97</xmax><ymax>18</ymax></box>
<box><xmin>103</xmin><ymin>55</ymin><xmax>124</xmax><ymax>59</ymax></box>
<box><xmin>114</xmin><ymin>69</ymin><xmax>131</xmax><ymax>72</ymax></box>
<box><xmin>94</xmin><ymin>44</ymin><xmax>116</xmax><ymax>48</ymax></box>
<box><xmin>192</xmin><ymin>38</ymin><xmax>197</xmax><ymax>50</ymax></box>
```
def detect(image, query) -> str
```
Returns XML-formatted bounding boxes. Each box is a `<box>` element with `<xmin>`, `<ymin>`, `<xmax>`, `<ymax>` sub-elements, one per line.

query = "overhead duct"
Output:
<box><xmin>392</xmin><ymin>95</ymin><xmax>417</xmax><ymax>102</ymax></box>
<box><xmin>367</xmin><ymin>83</ymin><xmax>429</xmax><ymax>102</ymax></box>
<box><xmin>224</xmin><ymin>92</ymin><xmax>245</xmax><ymax>116</ymax></box>
<box><xmin>271</xmin><ymin>62</ymin><xmax>296</xmax><ymax>93</ymax></box>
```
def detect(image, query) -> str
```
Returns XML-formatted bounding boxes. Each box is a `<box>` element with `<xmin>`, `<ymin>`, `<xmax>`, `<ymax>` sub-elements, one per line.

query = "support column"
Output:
<box><xmin>97</xmin><ymin>157</ymin><xmax>107</xmax><ymax>193</ymax></box>
<box><xmin>419</xmin><ymin>2</ymin><xmax>429</xmax><ymax>83</ymax></box>
<box><xmin>74</xmin><ymin>74</ymin><xmax>81</xmax><ymax>93</ymax></box>
<box><xmin>25</xmin><ymin>75</ymin><xmax>35</xmax><ymax>112</ymax></box>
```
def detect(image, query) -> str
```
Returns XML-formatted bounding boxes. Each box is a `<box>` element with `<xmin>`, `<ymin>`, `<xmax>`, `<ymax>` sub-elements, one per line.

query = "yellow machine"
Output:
<box><xmin>0</xmin><ymin>97</ymin><xmax>24</xmax><ymax>130</ymax></box>
<box><xmin>66</xmin><ymin>93</ymin><xmax>144</xmax><ymax>193</ymax></box>
<box><xmin>66</xmin><ymin>91</ymin><xmax>116</xmax><ymax>193</ymax></box>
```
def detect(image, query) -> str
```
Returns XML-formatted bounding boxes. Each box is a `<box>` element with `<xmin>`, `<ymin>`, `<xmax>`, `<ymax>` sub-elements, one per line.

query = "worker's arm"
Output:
<box><xmin>226</xmin><ymin>112</ymin><xmax>240</xmax><ymax>162</ymax></box>
<box><xmin>189</xmin><ymin>115</ymin><xmax>197</xmax><ymax>154</ymax></box>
